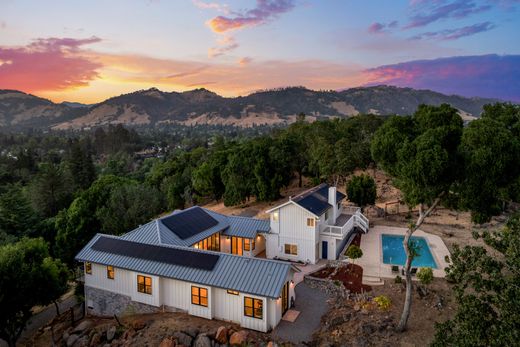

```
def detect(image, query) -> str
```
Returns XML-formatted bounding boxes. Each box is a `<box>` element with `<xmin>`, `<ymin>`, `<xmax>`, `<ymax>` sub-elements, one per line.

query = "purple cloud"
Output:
<box><xmin>368</xmin><ymin>21</ymin><xmax>400</xmax><ymax>34</ymax></box>
<box><xmin>363</xmin><ymin>55</ymin><xmax>520</xmax><ymax>102</ymax></box>
<box><xmin>406</xmin><ymin>0</ymin><xmax>492</xmax><ymax>28</ymax></box>
<box><xmin>411</xmin><ymin>21</ymin><xmax>496</xmax><ymax>40</ymax></box>
<box><xmin>207</xmin><ymin>0</ymin><xmax>295</xmax><ymax>33</ymax></box>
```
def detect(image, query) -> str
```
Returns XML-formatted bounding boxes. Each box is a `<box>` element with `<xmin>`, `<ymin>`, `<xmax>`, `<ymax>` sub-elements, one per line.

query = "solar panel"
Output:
<box><xmin>161</xmin><ymin>207</ymin><xmax>219</xmax><ymax>240</ymax></box>
<box><xmin>295</xmin><ymin>194</ymin><xmax>331</xmax><ymax>216</ymax></box>
<box><xmin>91</xmin><ymin>236</ymin><xmax>220</xmax><ymax>271</ymax></box>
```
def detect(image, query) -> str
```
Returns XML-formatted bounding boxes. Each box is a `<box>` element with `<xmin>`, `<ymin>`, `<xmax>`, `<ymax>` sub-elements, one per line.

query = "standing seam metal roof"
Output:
<box><xmin>76</xmin><ymin>233</ymin><xmax>293</xmax><ymax>299</ymax></box>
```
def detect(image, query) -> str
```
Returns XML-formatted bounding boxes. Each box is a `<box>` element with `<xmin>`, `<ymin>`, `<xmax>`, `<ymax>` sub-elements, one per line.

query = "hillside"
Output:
<box><xmin>0</xmin><ymin>86</ymin><xmax>504</xmax><ymax>130</ymax></box>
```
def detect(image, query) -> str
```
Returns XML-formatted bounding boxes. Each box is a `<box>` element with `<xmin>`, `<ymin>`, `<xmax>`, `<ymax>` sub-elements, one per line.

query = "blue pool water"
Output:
<box><xmin>382</xmin><ymin>234</ymin><xmax>437</xmax><ymax>268</ymax></box>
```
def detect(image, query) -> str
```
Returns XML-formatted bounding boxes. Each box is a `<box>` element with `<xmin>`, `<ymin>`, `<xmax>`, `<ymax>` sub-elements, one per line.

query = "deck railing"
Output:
<box><xmin>320</xmin><ymin>207</ymin><xmax>369</xmax><ymax>237</ymax></box>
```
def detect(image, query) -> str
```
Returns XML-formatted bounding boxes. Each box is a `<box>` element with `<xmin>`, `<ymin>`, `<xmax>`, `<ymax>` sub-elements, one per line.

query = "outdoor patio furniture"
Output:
<box><xmin>391</xmin><ymin>265</ymin><xmax>399</xmax><ymax>273</ymax></box>
<box><xmin>411</xmin><ymin>267</ymin><xmax>418</xmax><ymax>276</ymax></box>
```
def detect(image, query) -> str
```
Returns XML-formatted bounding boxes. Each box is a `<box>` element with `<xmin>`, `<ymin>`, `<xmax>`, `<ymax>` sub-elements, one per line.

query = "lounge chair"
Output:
<box><xmin>391</xmin><ymin>265</ymin><xmax>399</xmax><ymax>273</ymax></box>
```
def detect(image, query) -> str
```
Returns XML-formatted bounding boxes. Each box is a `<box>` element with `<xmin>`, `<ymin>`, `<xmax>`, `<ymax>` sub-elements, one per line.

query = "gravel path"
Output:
<box><xmin>271</xmin><ymin>282</ymin><xmax>331</xmax><ymax>345</ymax></box>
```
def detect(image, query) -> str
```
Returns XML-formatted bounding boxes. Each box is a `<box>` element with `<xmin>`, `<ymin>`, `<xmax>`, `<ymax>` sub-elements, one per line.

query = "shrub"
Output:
<box><xmin>445</xmin><ymin>255</ymin><xmax>451</xmax><ymax>263</ymax></box>
<box><xmin>374</xmin><ymin>295</ymin><xmax>392</xmax><ymax>310</ymax></box>
<box><xmin>394</xmin><ymin>275</ymin><xmax>402</xmax><ymax>284</ymax></box>
<box><xmin>417</xmin><ymin>267</ymin><xmax>434</xmax><ymax>285</ymax></box>
<box><xmin>345</xmin><ymin>244</ymin><xmax>363</xmax><ymax>264</ymax></box>
<box><xmin>333</xmin><ymin>280</ymin><xmax>341</xmax><ymax>287</ymax></box>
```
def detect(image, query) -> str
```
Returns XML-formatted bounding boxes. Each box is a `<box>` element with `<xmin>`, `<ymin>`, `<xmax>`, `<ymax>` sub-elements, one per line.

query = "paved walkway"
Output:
<box><xmin>271</xmin><ymin>282</ymin><xmax>330</xmax><ymax>345</ymax></box>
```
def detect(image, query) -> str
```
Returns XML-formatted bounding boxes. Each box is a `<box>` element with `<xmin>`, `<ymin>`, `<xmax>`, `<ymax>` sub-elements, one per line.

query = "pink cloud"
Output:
<box><xmin>0</xmin><ymin>37</ymin><xmax>102</xmax><ymax>92</ymax></box>
<box><xmin>363</xmin><ymin>54</ymin><xmax>520</xmax><ymax>101</ymax></box>
<box><xmin>206</xmin><ymin>0</ymin><xmax>295</xmax><ymax>33</ymax></box>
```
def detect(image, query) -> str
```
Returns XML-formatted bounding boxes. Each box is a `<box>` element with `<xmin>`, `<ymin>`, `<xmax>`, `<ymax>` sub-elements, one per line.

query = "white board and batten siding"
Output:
<box><xmin>85</xmin><ymin>263</ymin><xmax>160</xmax><ymax>307</ymax></box>
<box><xmin>267</xmin><ymin>202</ymin><xmax>320</xmax><ymax>263</ymax></box>
<box><xmin>84</xmin><ymin>262</ymin><xmax>286</xmax><ymax>332</ymax></box>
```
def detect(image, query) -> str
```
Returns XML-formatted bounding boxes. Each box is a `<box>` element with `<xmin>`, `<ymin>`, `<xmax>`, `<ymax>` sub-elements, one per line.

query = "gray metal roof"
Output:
<box><xmin>76</xmin><ymin>233</ymin><xmax>293</xmax><ymax>299</ymax></box>
<box><xmin>120</xmin><ymin>207</ymin><xmax>269</xmax><ymax>246</ymax></box>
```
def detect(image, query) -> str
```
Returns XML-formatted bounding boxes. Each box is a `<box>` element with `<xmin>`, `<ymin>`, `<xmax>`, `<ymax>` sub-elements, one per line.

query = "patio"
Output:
<box><xmin>357</xmin><ymin>225</ymin><xmax>451</xmax><ymax>282</ymax></box>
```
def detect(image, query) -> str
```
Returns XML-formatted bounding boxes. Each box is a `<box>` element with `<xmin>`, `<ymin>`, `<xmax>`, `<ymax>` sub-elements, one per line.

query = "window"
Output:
<box><xmin>244</xmin><ymin>238</ymin><xmax>251</xmax><ymax>251</ymax></box>
<box><xmin>107</xmin><ymin>266</ymin><xmax>114</xmax><ymax>279</ymax></box>
<box><xmin>273</xmin><ymin>211</ymin><xmax>279</xmax><ymax>221</ymax></box>
<box><xmin>85</xmin><ymin>262</ymin><xmax>92</xmax><ymax>275</ymax></box>
<box><xmin>191</xmin><ymin>286</ymin><xmax>208</xmax><ymax>307</ymax></box>
<box><xmin>227</xmin><ymin>290</ymin><xmax>239</xmax><ymax>295</ymax></box>
<box><xmin>307</xmin><ymin>218</ymin><xmax>315</xmax><ymax>227</ymax></box>
<box><xmin>137</xmin><ymin>275</ymin><xmax>152</xmax><ymax>295</ymax></box>
<box><xmin>252</xmin><ymin>239</ymin><xmax>255</xmax><ymax>251</ymax></box>
<box><xmin>231</xmin><ymin>236</ymin><xmax>243</xmax><ymax>256</ymax></box>
<box><xmin>244</xmin><ymin>297</ymin><xmax>263</xmax><ymax>319</ymax></box>
<box><xmin>194</xmin><ymin>233</ymin><xmax>220</xmax><ymax>252</ymax></box>
<box><xmin>284</xmin><ymin>244</ymin><xmax>298</xmax><ymax>255</ymax></box>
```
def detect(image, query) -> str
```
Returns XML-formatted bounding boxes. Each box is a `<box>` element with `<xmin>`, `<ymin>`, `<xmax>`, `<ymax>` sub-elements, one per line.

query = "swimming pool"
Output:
<box><xmin>382</xmin><ymin>234</ymin><xmax>437</xmax><ymax>268</ymax></box>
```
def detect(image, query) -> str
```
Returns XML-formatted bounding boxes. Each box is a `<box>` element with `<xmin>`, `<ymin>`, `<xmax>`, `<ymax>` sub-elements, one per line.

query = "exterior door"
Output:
<box><xmin>231</xmin><ymin>236</ymin><xmax>243</xmax><ymax>256</ymax></box>
<box><xmin>281</xmin><ymin>281</ymin><xmax>289</xmax><ymax>315</ymax></box>
<box><xmin>322</xmin><ymin>241</ymin><xmax>328</xmax><ymax>259</ymax></box>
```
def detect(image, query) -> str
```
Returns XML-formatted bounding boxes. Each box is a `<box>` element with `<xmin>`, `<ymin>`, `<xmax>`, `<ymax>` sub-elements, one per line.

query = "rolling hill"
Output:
<box><xmin>0</xmin><ymin>86</ymin><xmax>505</xmax><ymax>130</ymax></box>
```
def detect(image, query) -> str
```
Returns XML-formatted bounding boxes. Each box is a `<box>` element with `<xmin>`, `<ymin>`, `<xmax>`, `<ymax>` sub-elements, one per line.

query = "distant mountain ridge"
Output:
<box><xmin>0</xmin><ymin>86</ymin><xmax>506</xmax><ymax>130</ymax></box>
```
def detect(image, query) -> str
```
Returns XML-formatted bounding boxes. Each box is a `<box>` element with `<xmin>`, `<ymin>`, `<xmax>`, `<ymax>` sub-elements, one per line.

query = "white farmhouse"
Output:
<box><xmin>75</xmin><ymin>184</ymin><xmax>368</xmax><ymax>332</ymax></box>
<box><xmin>265</xmin><ymin>183</ymin><xmax>368</xmax><ymax>264</ymax></box>
<box><xmin>76</xmin><ymin>207</ymin><xmax>297</xmax><ymax>332</ymax></box>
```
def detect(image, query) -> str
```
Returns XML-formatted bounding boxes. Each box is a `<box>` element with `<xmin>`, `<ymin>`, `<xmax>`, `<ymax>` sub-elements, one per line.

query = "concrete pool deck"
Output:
<box><xmin>358</xmin><ymin>225</ymin><xmax>451</xmax><ymax>282</ymax></box>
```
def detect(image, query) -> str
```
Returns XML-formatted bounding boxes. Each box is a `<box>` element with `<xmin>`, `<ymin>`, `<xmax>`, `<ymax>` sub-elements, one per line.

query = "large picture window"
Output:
<box><xmin>194</xmin><ymin>233</ymin><xmax>220</xmax><ymax>251</ymax></box>
<box><xmin>244</xmin><ymin>297</ymin><xmax>263</xmax><ymax>319</ymax></box>
<box><xmin>191</xmin><ymin>286</ymin><xmax>208</xmax><ymax>307</ymax></box>
<box><xmin>137</xmin><ymin>275</ymin><xmax>152</xmax><ymax>295</ymax></box>
<box><xmin>284</xmin><ymin>244</ymin><xmax>298</xmax><ymax>255</ymax></box>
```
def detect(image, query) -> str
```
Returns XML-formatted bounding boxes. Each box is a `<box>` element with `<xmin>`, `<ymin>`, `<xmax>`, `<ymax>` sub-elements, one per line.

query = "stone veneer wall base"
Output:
<box><xmin>85</xmin><ymin>286</ymin><xmax>159</xmax><ymax>317</ymax></box>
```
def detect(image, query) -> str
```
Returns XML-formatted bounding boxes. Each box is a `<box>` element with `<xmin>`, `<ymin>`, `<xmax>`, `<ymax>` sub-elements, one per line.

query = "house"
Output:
<box><xmin>76</xmin><ymin>208</ymin><xmax>297</xmax><ymax>332</ymax></box>
<box><xmin>75</xmin><ymin>184</ymin><xmax>367</xmax><ymax>332</ymax></box>
<box><xmin>265</xmin><ymin>183</ymin><xmax>368</xmax><ymax>264</ymax></box>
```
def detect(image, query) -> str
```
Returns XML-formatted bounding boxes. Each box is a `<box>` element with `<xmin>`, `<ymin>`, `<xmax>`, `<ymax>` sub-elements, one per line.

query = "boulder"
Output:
<box><xmin>215</xmin><ymin>326</ymin><xmax>228</xmax><ymax>344</ymax></box>
<box><xmin>89</xmin><ymin>333</ymin><xmax>102</xmax><ymax>347</ymax></box>
<box><xmin>193</xmin><ymin>334</ymin><xmax>211</xmax><ymax>347</ymax></box>
<box><xmin>184</xmin><ymin>327</ymin><xmax>200</xmax><ymax>338</ymax></box>
<box><xmin>229</xmin><ymin>330</ymin><xmax>248</xmax><ymax>346</ymax></box>
<box><xmin>107</xmin><ymin>326</ymin><xmax>117</xmax><ymax>342</ymax></box>
<box><xmin>66</xmin><ymin>334</ymin><xmax>79</xmax><ymax>347</ymax></box>
<box><xmin>131</xmin><ymin>319</ymin><xmax>146</xmax><ymax>331</ymax></box>
<box><xmin>267</xmin><ymin>342</ymin><xmax>279</xmax><ymax>347</ymax></box>
<box><xmin>173</xmin><ymin>332</ymin><xmax>193</xmax><ymax>346</ymax></box>
<box><xmin>63</xmin><ymin>331</ymin><xmax>70</xmax><ymax>342</ymax></box>
<box><xmin>73</xmin><ymin>320</ymin><xmax>94</xmax><ymax>334</ymax></box>
<box><xmin>75</xmin><ymin>336</ymin><xmax>90</xmax><ymax>347</ymax></box>
<box><xmin>159</xmin><ymin>337</ymin><xmax>175</xmax><ymax>347</ymax></box>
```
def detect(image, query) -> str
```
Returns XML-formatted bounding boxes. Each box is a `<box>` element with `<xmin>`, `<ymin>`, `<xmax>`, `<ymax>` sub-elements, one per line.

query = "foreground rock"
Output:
<box><xmin>229</xmin><ymin>330</ymin><xmax>249</xmax><ymax>346</ymax></box>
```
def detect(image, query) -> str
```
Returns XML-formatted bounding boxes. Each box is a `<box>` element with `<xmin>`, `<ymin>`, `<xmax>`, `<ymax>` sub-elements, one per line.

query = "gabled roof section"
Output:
<box><xmin>266</xmin><ymin>183</ymin><xmax>346</xmax><ymax>217</ymax></box>
<box><xmin>120</xmin><ymin>206</ymin><xmax>268</xmax><ymax>247</ymax></box>
<box><xmin>223</xmin><ymin>215</ymin><xmax>270</xmax><ymax>238</ymax></box>
<box><xmin>76</xmin><ymin>233</ymin><xmax>293</xmax><ymax>299</ymax></box>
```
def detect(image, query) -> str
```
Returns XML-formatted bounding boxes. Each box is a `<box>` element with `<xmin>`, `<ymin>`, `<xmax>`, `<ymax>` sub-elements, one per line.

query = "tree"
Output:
<box><xmin>0</xmin><ymin>238</ymin><xmax>69</xmax><ymax>347</ymax></box>
<box><xmin>345</xmin><ymin>244</ymin><xmax>363</xmax><ymax>264</ymax></box>
<box><xmin>371</xmin><ymin>104</ymin><xmax>463</xmax><ymax>332</ymax></box>
<box><xmin>29</xmin><ymin>162</ymin><xmax>73</xmax><ymax>218</ymax></box>
<box><xmin>431</xmin><ymin>215</ymin><xmax>520</xmax><ymax>347</ymax></box>
<box><xmin>0</xmin><ymin>185</ymin><xmax>38</xmax><ymax>243</ymax></box>
<box><xmin>416</xmin><ymin>267</ymin><xmax>433</xmax><ymax>286</ymax></box>
<box><xmin>346</xmin><ymin>174</ymin><xmax>377</xmax><ymax>208</ymax></box>
<box><xmin>371</xmin><ymin>103</ymin><xmax>520</xmax><ymax>332</ymax></box>
<box><xmin>66</xmin><ymin>141</ymin><xmax>96</xmax><ymax>191</ymax></box>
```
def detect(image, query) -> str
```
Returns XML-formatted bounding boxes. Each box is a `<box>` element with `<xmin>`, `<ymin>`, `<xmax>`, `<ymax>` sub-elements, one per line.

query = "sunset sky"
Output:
<box><xmin>1</xmin><ymin>0</ymin><xmax>519</xmax><ymax>103</ymax></box>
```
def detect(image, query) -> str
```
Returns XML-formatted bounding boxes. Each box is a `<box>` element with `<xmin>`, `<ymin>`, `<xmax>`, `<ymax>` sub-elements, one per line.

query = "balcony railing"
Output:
<box><xmin>320</xmin><ymin>207</ymin><xmax>369</xmax><ymax>238</ymax></box>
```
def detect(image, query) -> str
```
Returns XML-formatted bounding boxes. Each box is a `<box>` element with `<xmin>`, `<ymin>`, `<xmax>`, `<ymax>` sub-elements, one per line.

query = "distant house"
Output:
<box><xmin>76</xmin><ymin>208</ymin><xmax>297</xmax><ymax>332</ymax></box>
<box><xmin>265</xmin><ymin>184</ymin><xmax>369</xmax><ymax>263</ymax></box>
<box><xmin>75</xmin><ymin>184</ymin><xmax>368</xmax><ymax>331</ymax></box>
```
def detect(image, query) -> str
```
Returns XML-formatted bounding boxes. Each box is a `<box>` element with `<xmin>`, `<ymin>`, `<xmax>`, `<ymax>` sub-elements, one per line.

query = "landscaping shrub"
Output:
<box><xmin>374</xmin><ymin>295</ymin><xmax>392</xmax><ymax>310</ymax></box>
<box><xmin>394</xmin><ymin>275</ymin><xmax>402</xmax><ymax>283</ymax></box>
<box><xmin>345</xmin><ymin>244</ymin><xmax>363</xmax><ymax>264</ymax></box>
<box><xmin>445</xmin><ymin>255</ymin><xmax>450</xmax><ymax>263</ymax></box>
<box><xmin>417</xmin><ymin>267</ymin><xmax>434</xmax><ymax>285</ymax></box>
